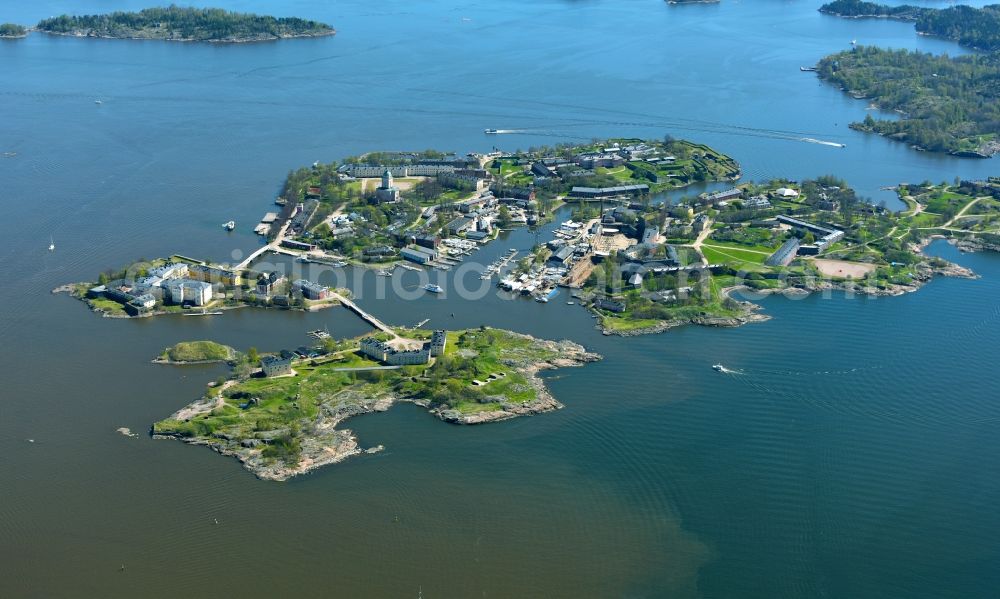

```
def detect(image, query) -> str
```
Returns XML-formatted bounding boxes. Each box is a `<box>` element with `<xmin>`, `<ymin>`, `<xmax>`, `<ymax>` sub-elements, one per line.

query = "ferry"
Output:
<box><xmin>222</xmin><ymin>220</ymin><xmax>236</xmax><ymax>231</ymax></box>
<box><xmin>484</xmin><ymin>128</ymin><xmax>499</xmax><ymax>135</ymax></box>
<box><xmin>424</xmin><ymin>283</ymin><xmax>444</xmax><ymax>294</ymax></box>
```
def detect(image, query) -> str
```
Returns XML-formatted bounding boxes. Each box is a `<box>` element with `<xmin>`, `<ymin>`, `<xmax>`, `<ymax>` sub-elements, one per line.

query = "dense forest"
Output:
<box><xmin>36</xmin><ymin>6</ymin><xmax>334</xmax><ymax>42</ymax></box>
<box><xmin>819</xmin><ymin>0</ymin><xmax>925</xmax><ymax>20</ymax></box>
<box><xmin>917</xmin><ymin>5</ymin><xmax>1000</xmax><ymax>52</ymax></box>
<box><xmin>0</xmin><ymin>23</ymin><xmax>27</xmax><ymax>37</ymax></box>
<box><xmin>820</xmin><ymin>1</ymin><xmax>1000</xmax><ymax>51</ymax></box>
<box><xmin>817</xmin><ymin>46</ymin><xmax>1000</xmax><ymax>156</ymax></box>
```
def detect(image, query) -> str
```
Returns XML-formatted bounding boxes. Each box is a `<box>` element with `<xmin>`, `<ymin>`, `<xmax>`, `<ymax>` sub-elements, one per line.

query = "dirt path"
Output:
<box><xmin>688</xmin><ymin>220</ymin><xmax>715</xmax><ymax>265</ymax></box>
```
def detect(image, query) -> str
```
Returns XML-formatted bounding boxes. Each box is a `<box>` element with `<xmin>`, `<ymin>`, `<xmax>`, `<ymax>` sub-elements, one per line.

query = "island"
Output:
<box><xmin>0</xmin><ymin>23</ymin><xmax>27</xmax><ymax>38</ymax></box>
<box><xmin>276</xmin><ymin>137</ymin><xmax>739</xmax><ymax>264</ymax></box>
<box><xmin>819</xmin><ymin>1</ymin><xmax>1000</xmax><ymax>52</ymax></box>
<box><xmin>816</xmin><ymin>46</ymin><xmax>1000</xmax><ymax>157</ymax></box>
<box><xmin>152</xmin><ymin>328</ymin><xmax>601</xmax><ymax>481</ymax></box>
<box><xmin>156</xmin><ymin>340</ymin><xmax>238</xmax><ymax>364</ymax></box>
<box><xmin>53</xmin><ymin>134</ymin><xmax>1000</xmax><ymax>477</ymax></box>
<box><xmin>36</xmin><ymin>6</ymin><xmax>334</xmax><ymax>43</ymax></box>
<box><xmin>504</xmin><ymin>175</ymin><xmax>990</xmax><ymax>335</ymax></box>
<box><xmin>57</xmin><ymin>137</ymin><xmax>740</xmax><ymax>320</ymax></box>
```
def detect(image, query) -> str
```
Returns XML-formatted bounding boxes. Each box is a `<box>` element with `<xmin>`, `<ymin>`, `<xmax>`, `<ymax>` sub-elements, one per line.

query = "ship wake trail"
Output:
<box><xmin>799</xmin><ymin>137</ymin><xmax>846</xmax><ymax>148</ymax></box>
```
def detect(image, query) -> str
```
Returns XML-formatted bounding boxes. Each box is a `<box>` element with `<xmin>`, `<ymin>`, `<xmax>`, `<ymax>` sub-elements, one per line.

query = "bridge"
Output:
<box><xmin>234</xmin><ymin>219</ymin><xmax>292</xmax><ymax>271</ymax></box>
<box><xmin>331</xmin><ymin>292</ymin><xmax>397</xmax><ymax>338</ymax></box>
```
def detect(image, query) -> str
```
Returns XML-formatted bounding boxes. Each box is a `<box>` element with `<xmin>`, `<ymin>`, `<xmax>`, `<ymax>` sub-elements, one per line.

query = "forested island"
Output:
<box><xmin>820</xmin><ymin>1</ymin><xmax>1000</xmax><ymax>51</ymax></box>
<box><xmin>36</xmin><ymin>6</ymin><xmax>334</xmax><ymax>42</ymax></box>
<box><xmin>817</xmin><ymin>46</ymin><xmax>1000</xmax><ymax>157</ymax></box>
<box><xmin>0</xmin><ymin>23</ymin><xmax>27</xmax><ymax>38</ymax></box>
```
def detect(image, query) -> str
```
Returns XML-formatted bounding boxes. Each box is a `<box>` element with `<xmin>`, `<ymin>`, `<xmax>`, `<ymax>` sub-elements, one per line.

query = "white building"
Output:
<box><xmin>165</xmin><ymin>279</ymin><xmax>213</xmax><ymax>306</ymax></box>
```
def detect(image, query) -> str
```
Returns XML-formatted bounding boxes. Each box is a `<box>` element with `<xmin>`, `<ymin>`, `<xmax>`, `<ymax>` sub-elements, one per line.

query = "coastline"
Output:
<box><xmin>35</xmin><ymin>28</ymin><xmax>336</xmax><ymax>44</ymax></box>
<box><xmin>597</xmin><ymin>246</ymin><xmax>977</xmax><ymax>337</ymax></box>
<box><xmin>154</xmin><ymin>335</ymin><xmax>601</xmax><ymax>481</ymax></box>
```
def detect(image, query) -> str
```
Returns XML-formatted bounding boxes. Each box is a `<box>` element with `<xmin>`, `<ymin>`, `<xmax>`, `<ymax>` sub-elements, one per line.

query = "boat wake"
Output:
<box><xmin>800</xmin><ymin>137</ymin><xmax>846</xmax><ymax>148</ymax></box>
<box><xmin>713</xmin><ymin>364</ymin><xmax>743</xmax><ymax>375</ymax></box>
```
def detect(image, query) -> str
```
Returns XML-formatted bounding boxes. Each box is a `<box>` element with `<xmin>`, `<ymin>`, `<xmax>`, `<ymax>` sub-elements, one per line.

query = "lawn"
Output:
<box><xmin>700</xmin><ymin>243</ymin><xmax>769</xmax><ymax>266</ymax></box>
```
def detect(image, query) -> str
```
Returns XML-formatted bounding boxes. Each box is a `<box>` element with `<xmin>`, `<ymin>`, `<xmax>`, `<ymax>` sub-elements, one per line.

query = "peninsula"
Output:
<box><xmin>820</xmin><ymin>1</ymin><xmax>1000</xmax><ymax>51</ymax></box>
<box><xmin>36</xmin><ymin>6</ymin><xmax>334</xmax><ymax>43</ymax></box>
<box><xmin>153</xmin><ymin>328</ymin><xmax>600</xmax><ymax>481</ymax></box>
<box><xmin>816</xmin><ymin>46</ymin><xmax>1000</xmax><ymax>157</ymax></box>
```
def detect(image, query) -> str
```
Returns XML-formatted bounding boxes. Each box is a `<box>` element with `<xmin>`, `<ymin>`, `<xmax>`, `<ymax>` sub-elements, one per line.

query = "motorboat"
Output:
<box><xmin>424</xmin><ymin>284</ymin><xmax>444</xmax><ymax>294</ymax></box>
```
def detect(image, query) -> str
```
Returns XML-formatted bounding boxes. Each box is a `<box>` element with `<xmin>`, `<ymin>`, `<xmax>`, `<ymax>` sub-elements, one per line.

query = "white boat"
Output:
<box><xmin>222</xmin><ymin>220</ymin><xmax>235</xmax><ymax>231</ymax></box>
<box><xmin>424</xmin><ymin>284</ymin><xmax>444</xmax><ymax>294</ymax></box>
<box><xmin>566</xmin><ymin>301</ymin><xmax>575</xmax><ymax>305</ymax></box>
<box><xmin>48</xmin><ymin>236</ymin><xmax>55</xmax><ymax>251</ymax></box>
<box><xmin>484</xmin><ymin>128</ymin><xmax>499</xmax><ymax>134</ymax></box>
<box><xmin>94</xmin><ymin>99</ymin><xmax>102</xmax><ymax>105</ymax></box>
<box><xmin>535</xmin><ymin>295</ymin><xmax>549</xmax><ymax>303</ymax></box>
<box><xmin>712</xmin><ymin>364</ymin><xmax>726</xmax><ymax>372</ymax></box>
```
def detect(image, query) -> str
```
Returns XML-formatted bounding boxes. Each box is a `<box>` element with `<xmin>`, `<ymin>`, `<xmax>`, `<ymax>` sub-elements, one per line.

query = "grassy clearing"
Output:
<box><xmin>162</xmin><ymin>340</ymin><xmax>235</xmax><ymax>362</ymax></box>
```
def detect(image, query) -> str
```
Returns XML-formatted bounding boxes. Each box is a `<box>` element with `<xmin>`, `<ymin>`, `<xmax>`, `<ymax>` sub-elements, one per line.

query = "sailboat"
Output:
<box><xmin>48</xmin><ymin>236</ymin><xmax>55</xmax><ymax>251</ymax></box>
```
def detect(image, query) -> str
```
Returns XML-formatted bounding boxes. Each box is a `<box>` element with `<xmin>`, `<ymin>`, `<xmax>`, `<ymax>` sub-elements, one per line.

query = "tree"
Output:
<box><xmin>247</xmin><ymin>347</ymin><xmax>260</xmax><ymax>365</ymax></box>
<box><xmin>497</xmin><ymin>205</ymin><xmax>512</xmax><ymax>228</ymax></box>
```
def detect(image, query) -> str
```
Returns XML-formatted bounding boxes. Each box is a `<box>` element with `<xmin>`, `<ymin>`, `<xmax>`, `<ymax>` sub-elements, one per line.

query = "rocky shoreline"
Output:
<box><xmin>154</xmin><ymin>335</ymin><xmax>601</xmax><ymax>481</ymax></box>
<box><xmin>600</xmin><ymin>299</ymin><xmax>771</xmax><ymax>337</ymax></box>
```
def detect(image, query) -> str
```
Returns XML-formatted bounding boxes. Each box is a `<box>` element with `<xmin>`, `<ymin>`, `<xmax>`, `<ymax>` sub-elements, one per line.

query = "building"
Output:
<box><xmin>531</xmin><ymin>162</ymin><xmax>556</xmax><ymax>178</ymax></box>
<box><xmin>256</xmin><ymin>271</ymin><xmax>285</xmax><ymax>296</ymax></box>
<box><xmin>148</xmin><ymin>263</ymin><xmax>189</xmax><ymax>280</ymax></box>
<box><xmin>189</xmin><ymin>264</ymin><xmax>242</xmax><ymax>286</ymax></box>
<box><xmin>374</xmin><ymin>169</ymin><xmax>401</xmax><ymax>204</ymax></box>
<box><xmin>291</xmin><ymin>279</ymin><xmax>331</xmax><ymax>300</ymax></box>
<box><xmin>400</xmin><ymin>246</ymin><xmax>438</xmax><ymax>264</ymax></box>
<box><xmin>446</xmin><ymin>216</ymin><xmax>474</xmax><ymax>235</ymax></box>
<box><xmin>594</xmin><ymin>297</ymin><xmax>626</xmax><ymax>313</ymax></box>
<box><xmin>576</xmin><ymin>153</ymin><xmax>624</xmax><ymax>169</ymax></box>
<box><xmin>261</xmin><ymin>355</ymin><xmax>293</xmax><ymax>377</ymax></box>
<box><xmin>744</xmin><ymin>195</ymin><xmax>772</xmax><ymax>209</ymax></box>
<box><xmin>705</xmin><ymin>188</ymin><xmax>743</xmax><ymax>204</ymax></box>
<box><xmin>773</xmin><ymin>187</ymin><xmax>800</xmax><ymax>199</ymax></box>
<box><xmin>165</xmin><ymin>279</ymin><xmax>213</xmax><ymax>306</ymax></box>
<box><xmin>776</xmin><ymin>215</ymin><xmax>844</xmax><ymax>250</ymax></box>
<box><xmin>414</xmin><ymin>234</ymin><xmax>440</xmax><ymax>250</ymax></box>
<box><xmin>547</xmin><ymin>245</ymin><xmax>574</xmax><ymax>267</ymax></box>
<box><xmin>438</xmin><ymin>171</ymin><xmax>485</xmax><ymax>192</ymax></box>
<box><xmin>570</xmin><ymin>184</ymin><xmax>649</xmax><ymax>200</ymax></box>
<box><xmin>765</xmin><ymin>237</ymin><xmax>800</xmax><ymax>267</ymax></box>
<box><xmin>359</xmin><ymin>337</ymin><xmax>431</xmax><ymax>366</ymax></box>
<box><xmin>430</xmin><ymin>330</ymin><xmax>447</xmax><ymax>356</ymax></box>
<box><xmin>281</xmin><ymin>239</ymin><xmax>317</xmax><ymax>252</ymax></box>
